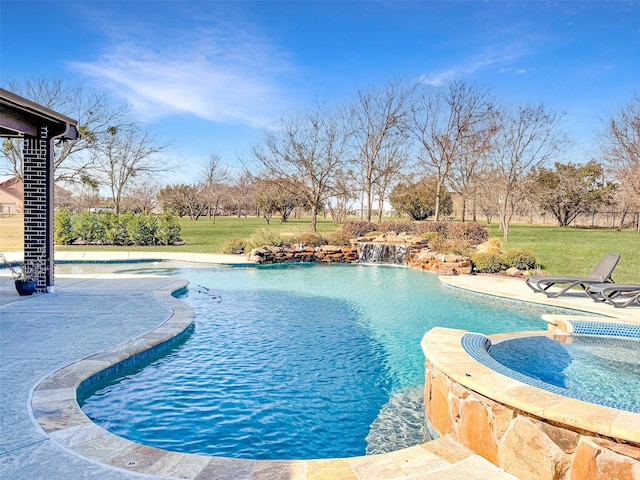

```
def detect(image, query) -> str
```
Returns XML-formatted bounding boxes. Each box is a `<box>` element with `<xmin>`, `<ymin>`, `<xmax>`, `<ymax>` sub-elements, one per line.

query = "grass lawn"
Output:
<box><xmin>2</xmin><ymin>214</ymin><xmax>638</xmax><ymax>283</ymax></box>
<box><xmin>1</xmin><ymin>214</ymin><xmax>341</xmax><ymax>254</ymax></box>
<box><xmin>0</xmin><ymin>214</ymin><xmax>23</xmax><ymax>252</ymax></box>
<box><xmin>490</xmin><ymin>224</ymin><xmax>640</xmax><ymax>284</ymax></box>
<box><xmin>166</xmin><ymin>215</ymin><xmax>341</xmax><ymax>253</ymax></box>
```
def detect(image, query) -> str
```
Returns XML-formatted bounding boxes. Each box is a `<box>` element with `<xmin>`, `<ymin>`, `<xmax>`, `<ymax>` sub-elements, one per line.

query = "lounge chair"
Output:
<box><xmin>525</xmin><ymin>253</ymin><xmax>620</xmax><ymax>298</ymax></box>
<box><xmin>586</xmin><ymin>283</ymin><xmax>640</xmax><ymax>308</ymax></box>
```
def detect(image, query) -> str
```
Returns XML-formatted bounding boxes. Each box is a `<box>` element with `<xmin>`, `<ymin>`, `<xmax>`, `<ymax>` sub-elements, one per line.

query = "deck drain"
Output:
<box><xmin>125</xmin><ymin>460</ymin><xmax>139</xmax><ymax>468</ymax></box>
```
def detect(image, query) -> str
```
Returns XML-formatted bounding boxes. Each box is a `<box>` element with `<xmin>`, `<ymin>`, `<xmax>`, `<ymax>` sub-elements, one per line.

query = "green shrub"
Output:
<box><xmin>502</xmin><ymin>249</ymin><xmax>537</xmax><ymax>270</ymax></box>
<box><xmin>58</xmin><ymin>212</ymin><xmax>181</xmax><ymax>246</ymax></box>
<box><xmin>54</xmin><ymin>208</ymin><xmax>75</xmax><ymax>244</ymax></box>
<box><xmin>222</xmin><ymin>238</ymin><xmax>247</xmax><ymax>254</ymax></box>
<box><xmin>101</xmin><ymin>213</ymin><xmax>128</xmax><ymax>245</ymax></box>
<box><xmin>74</xmin><ymin>212</ymin><xmax>104</xmax><ymax>244</ymax></box>
<box><xmin>472</xmin><ymin>252</ymin><xmax>504</xmax><ymax>273</ymax></box>
<box><xmin>157</xmin><ymin>212</ymin><xmax>182</xmax><ymax>246</ymax></box>
<box><xmin>124</xmin><ymin>212</ymin><xmax>159</xmax><ymax>245</ymax></box>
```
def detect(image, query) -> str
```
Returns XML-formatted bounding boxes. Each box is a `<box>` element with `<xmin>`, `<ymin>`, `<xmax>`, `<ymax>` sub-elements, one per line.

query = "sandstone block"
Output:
<box><xmin>498</xmin><ymin>415</ymin><xmax>570</xmax><ymax>480</ymax></box>
<box><xmin>425</xmin><ymin>370</ymin><xmax>453</xmax><ymax>436</ymax></box>
<box><xmin>571</xmin><ymin>438</ymin><xmax>640</xmax><ymax>480</ymax></box>
<box><xmin>491</xmin><ymin>403</ymin><xmax>514</xmax><ymax>440</ymax></box>
<box><xmin>456</xmin><ymin>395</ymin><xmax>499</xmax><ymax>464</ymax></box>
<box><xmin>536</xmin><ymin>418</ymin><xmax>580</xmax><ymax>454</ymax></box>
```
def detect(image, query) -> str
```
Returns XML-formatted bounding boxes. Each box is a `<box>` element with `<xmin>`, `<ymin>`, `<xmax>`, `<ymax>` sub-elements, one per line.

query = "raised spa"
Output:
<box><xmin>489</xmin><ymin>331</ymin><xmax>640</xmax><ymax>413</ymax></box>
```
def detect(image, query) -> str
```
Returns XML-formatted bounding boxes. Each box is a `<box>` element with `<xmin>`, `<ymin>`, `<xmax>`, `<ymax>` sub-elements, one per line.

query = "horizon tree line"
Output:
<box><xmin>1</xmin><ymin>77</ymin><xmax>638</xmax><ymax>238</ymax></box>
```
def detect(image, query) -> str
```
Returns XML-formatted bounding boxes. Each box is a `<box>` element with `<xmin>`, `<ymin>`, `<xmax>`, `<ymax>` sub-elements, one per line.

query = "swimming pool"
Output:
<box><xmin>77</xmin><ymin>263</ymin><xmax>583</xmax><ymax>460</ymax></box>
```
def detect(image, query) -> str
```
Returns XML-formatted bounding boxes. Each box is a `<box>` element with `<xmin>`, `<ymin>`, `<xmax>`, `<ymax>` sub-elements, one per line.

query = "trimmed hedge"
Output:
<box><xmin>54</xmin><ymin>208</ymin><xmax>75</xmax><ymax>245</ymax></box>
<box><xmin>53</xmin><ymin>211</ymin><xmax>182</xmax><ymax>246</ymax></box>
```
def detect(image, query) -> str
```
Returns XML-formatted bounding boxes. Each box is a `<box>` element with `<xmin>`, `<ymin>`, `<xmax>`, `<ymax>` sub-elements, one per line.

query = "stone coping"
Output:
<box><xmin>28</xmin><ymin>271</ymin><xmax>517</xmax><ymax>479</ymax></box>
<box><xmin>421</xmin><ymin>327</ymin><xmax>640</xmax><ymax>445</ymax></box>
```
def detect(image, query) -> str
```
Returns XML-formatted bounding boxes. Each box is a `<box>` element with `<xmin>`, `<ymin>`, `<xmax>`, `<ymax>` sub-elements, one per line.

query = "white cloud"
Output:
<box><xmin>419</xmin><ymin>42</ymin><xmax>532</xmax><ymax>85</ymax></box>
<box><xmin>70</xmin><ymin>24</ymin><xmax>294</xmax><ymax>128</ymax></box>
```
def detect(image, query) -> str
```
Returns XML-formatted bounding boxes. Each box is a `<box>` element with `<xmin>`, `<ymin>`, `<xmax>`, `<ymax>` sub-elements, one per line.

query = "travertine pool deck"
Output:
<box><xmin>1</xmin><ymin>252</ymin><xmax>638</xmax><ymax>479</ymax></box>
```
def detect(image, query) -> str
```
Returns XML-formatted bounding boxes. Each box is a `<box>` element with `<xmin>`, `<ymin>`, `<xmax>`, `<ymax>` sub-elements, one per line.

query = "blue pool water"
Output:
<box><xmin>79</xmin><ymin>263</ymin><xmax>578</xmax><ymax>460</ymax></box>
<box><xmin>490</xmin><ymin>335</ymin><xmax>640</xmax><ymax>412</ymax></box>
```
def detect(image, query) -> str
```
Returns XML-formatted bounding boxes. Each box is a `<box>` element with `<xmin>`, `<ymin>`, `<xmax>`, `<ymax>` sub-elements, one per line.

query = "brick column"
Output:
<box><xmin>22</xmin><ymin>125</ymin><xmax>53</xmax><ymax>292</ymax></box>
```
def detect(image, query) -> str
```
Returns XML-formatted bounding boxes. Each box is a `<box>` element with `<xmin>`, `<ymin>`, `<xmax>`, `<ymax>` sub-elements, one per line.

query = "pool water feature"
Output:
<box><xmin>489</xmin><ymin>334</ymin><xmax>640</xmax><ymax>412</ymax></box>
<box><xmin>358</xmin><ymin>242</ymin><xmax>410</xmax><ymax>264</ymax></box>
<box><xmin>78</xmin><ymin>263</ymin><xmax>582</xmax><ymax>460</ymax></box>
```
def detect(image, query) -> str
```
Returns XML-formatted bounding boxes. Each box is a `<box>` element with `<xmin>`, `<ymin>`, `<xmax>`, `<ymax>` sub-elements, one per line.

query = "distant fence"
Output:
<box><xmin>451</xmin><ymin>210</ymin><xmax>640</xmax><ymax>230</ymax></box>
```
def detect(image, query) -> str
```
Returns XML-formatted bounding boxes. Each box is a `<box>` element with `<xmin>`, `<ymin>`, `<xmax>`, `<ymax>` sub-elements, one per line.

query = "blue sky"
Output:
<box><xmin>1</xmin><ymin>1</ymin><xmax>639</xmax><ymax>183</ymax></box>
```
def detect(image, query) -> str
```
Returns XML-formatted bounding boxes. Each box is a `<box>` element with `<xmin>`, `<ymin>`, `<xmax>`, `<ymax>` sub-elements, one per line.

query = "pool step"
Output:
<box><xmin>294</xmin><ymin>437</ymin><xmax>519</xmax><ymax>480</ymax></box>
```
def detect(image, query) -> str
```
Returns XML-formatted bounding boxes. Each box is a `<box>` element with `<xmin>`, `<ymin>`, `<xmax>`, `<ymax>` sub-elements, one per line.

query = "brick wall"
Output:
<box><xmin>22</xmin><ymin>126</ymin><xmax>51</xmax><ymax>292</ymax></box>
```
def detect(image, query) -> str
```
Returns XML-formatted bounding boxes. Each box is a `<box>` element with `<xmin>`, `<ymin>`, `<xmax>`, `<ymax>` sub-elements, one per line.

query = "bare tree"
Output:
<box><xmin>599</xmin><ymin>94</ymin><xmax>640</xmax><ymax>229</ymax></box>
<box><xmin>252</xmin><ymin>104</ymin><xmax>350</xmax><ymax>231</ymax></box>
<box><xmin>158</xmin><ymin>184</ymin><xmax>207</xmax><ymax>220</ymax></box>
<box><xmin>1</xmin><ymin>77</ymin><xmax>129</xmax><ymax>183</ymax></box>
<box><xmin>225</xmin><ymin>173</ymin><xmax>258</xmax><ymax>218</ymax></box>
<box><xmin>90</xmin><ymin>124</ymin><xmax>170</xmax><ymax>214</ymax></box>
<box><xmin>64</xmin><ymin>174</ymin><xmax>100</xmax><ymax>213</ymax></box>
<box><xmin>348</xmin><ymin>79</ymin><xmax>414</xmax><ymax>221</ymax></box>
<box><xmin>327</xmin><ymin>167</ymin><xmax>357</xmax><ymax>225</ymax></box>
<box><xmin>488</xmin><ymin>103</ymin><xmax>566</xmax><ymax>240</ymax></box>
<box><xmin>374</xmin><ymin>144</ymin><xmax>411</xmax><ymax>221</ymax></box>
<box><xmin>123</xmin><ymin>181</ymin><xmax>161</xmax><ymax>214</ymax></box>
<box><xmin>448</xmin><ymin>111</ymin><xmax>499</xmax><ymax>222</ymax></box>
<box><xmin>611</xmin><ymin>181</ymin><xmax>640</xmax><ymax>230</ymax></box>
<box><xmin>448</xmin><ymin>151</ymin><xmax>483</xmax><ymax>222</ymax></box>
<box><xmin>407</xmin><ymin>79</ymin><xmax>496</xmax><ymax>220</ymax></box>
<box><xmin>256</xmin><ymin>178</ymin><xmax>302</xmax><ymax>223</ymax></box>
<box><xmin>474</xmin><ymin>174</ymin><xmax>499</xmax><ymax>224</ymax></box>
<box><xmin>200</xmin><ymin>153</ymin><xmax>229</xmax><ymax>222</ymax></box>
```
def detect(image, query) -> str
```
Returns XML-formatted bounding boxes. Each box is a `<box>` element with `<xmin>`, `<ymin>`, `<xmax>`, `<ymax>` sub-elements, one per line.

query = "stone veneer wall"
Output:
<box><xmin>424</xmin><ymin>360</ymin><xmax>640</xmax><ymax>480</ymax></box>
<box><xmin>248</xmin><ymin>244</ymin><xmax>359</xmax><ymax>263</ymax></box>
<box><xmin>248</xmin><ymin>242</ymin><xmax>473</xmax><ymax>275</ymax></box>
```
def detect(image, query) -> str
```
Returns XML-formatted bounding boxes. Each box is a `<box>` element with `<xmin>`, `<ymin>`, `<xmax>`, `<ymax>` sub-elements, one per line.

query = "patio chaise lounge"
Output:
<box><xmin>525</xmin><ymin>253</ymin><xmax>620</xmax><ymax>298</ymax></box>
<box><xmin>586</xmin><ymin>283</ymin><xmax>640</xmax><ymax>308</ymax></box>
